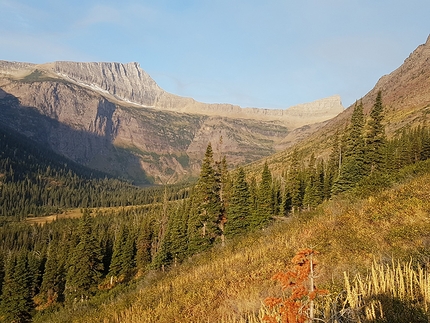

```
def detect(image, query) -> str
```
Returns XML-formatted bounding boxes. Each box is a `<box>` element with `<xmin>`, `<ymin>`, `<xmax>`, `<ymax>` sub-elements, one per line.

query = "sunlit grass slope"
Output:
<box><xmin>38</xmin><ymin>168</ymin><xmax>430</xmax><ymax>323</ymax></box>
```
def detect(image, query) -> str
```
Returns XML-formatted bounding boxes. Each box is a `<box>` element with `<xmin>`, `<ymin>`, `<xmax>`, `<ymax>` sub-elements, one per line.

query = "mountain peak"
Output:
<box><xmin>50</xmin><ymin>61</ymin><xmax>162</xmax><ymax>107</ymax></box>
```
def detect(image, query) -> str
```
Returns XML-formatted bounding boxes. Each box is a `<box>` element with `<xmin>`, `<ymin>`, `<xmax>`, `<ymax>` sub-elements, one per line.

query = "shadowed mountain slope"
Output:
<box><xmin>0</xmin><ymin>60</ymin><xmax>343</xmax><ymax>183</ymax></box>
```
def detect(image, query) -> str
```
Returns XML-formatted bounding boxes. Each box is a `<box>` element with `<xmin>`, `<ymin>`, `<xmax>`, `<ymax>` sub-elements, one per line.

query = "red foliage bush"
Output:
<box><xmin>263</xmin><ymin>248</ymin><xmax>327</xmax><ymax>323</ymax></box>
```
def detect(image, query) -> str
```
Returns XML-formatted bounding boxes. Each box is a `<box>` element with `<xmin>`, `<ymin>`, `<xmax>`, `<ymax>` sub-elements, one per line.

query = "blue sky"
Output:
<box><xmin>1</xmin><ymin>0</ymin><xmax>429</xmax><ymax>109</ymax></box>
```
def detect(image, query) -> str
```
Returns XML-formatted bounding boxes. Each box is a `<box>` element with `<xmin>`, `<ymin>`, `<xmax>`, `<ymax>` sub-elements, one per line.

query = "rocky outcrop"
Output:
<box><xmin>52</xmin><ymin>61</ymin><xmax>163</xmax><ymax>107</ymax></box>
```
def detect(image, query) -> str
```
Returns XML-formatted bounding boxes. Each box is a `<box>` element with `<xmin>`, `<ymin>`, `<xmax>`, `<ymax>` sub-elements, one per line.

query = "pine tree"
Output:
<box><xmin>303</xmin><ymin>156</ymin><xmax>324</xmax><ymax>209</ymax></box>
<box><xmin>0</xmin><ymin>252</ymin><xmax>4</xmax><ymax>297</ymax></box>
<box><xmin>249</xmin><ymin>176</ymin><xmax>258</xmax><ymax>213</ymax></box>
<box><xmin>366</xmin><ymin>91</ymin><xmax>386</xmax><ymax>173</ymax></box>
<box><xmin>187</xmin><ymin>143</ymin><xmax>222</xmax><ymax>254</ymax></box>
<box><xmin>332</xmin><ymin>101</ymin><xmax>366</xmax><ymax>194</ymax></box>
<box><xmin>27</xmin><ymin>252</ymin><xmax>44</xmax><ymax>301</ymax></box>
<box><xmin>281</xmin><ymin>189</ymin><xmax>293</xmax><ymax>216</ymax></box>
<box><xmin>288</xmin><ymin>149</ymin><xmax>303</xmax><ymax>212</ymax></box>
<box><xmin>421</xmin><ymin>126</ymin><xmax>430</xmax><ymax>160</ymax></box>
<box><xmin>0</xmin><ymin>252</ymin><xmax>34</xmax><ymax>323</ymax></box>
<box><xmin>108</xmin><ymin>225</ymin><xmax>135</xmax><ymax>281</ymax></box>
<box><xmin>39</xmin><ymin>239</ymin><xmax>66</xmax><ymax>306</ymax></box>
<box><xmin>167</xmin><ymin>201</ymin><xmax>189</xmax><ymax>264</ymax></box>
<box><xmin>215</xmin><ymin>155</ymin><xmax>231</xmax><ymax>246</ymax></box>
<box><xmin>65</xmin><ymin>210</ymin><xmax>104</xmax><ymax>301</ymax></box>
<box><xmin>136</xmin><ymin>215</ymin><xmax>154</xmax><ymax>274</ymax></box>
<box><xmin>324</xmin><ymin>131</ymin><xmax>342</xmax><ymax>199</ymax></box>
<box><xmin>254</xmin><ymin>161</ymin><xmax>273</xmax><ymax>228</ymax></box>
<box><xmin>225</xmin><ymin>167</ymin><xmax>252</xmax><ymax>237</ymax></box>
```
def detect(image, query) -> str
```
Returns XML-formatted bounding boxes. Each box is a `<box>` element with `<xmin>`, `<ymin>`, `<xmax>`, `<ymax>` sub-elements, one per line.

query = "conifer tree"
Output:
<box><xmin>421</xmin><ymin>126</ymin><xmax>430</xmax><ymax>160</ymax></box>
<box><xmin>215</xmin><ymin>155</ymin><xmax>231</xmax><ymax>246</ymax></box>
<box><xmin>27</xmin><ymin>252</ymin><xmax>44</xmax><ymax>301</ymax></box>
<box><xmin>108</xmin><ymin>225</ymin><xmax>135</xmax><ymax>280</ymax></box>
<box><xmin>324</xmin><ymin>131</ymin><xmax>342</xmax><ymax>199</ymax></box>
<box><xmin>0</xmin><ymin>252</ymin><xmax>34</xmax><ymax>323</ymax></box>
<box><xmin>136</xmin><ymin>215</ymin><xmax>154</xmax><ymax>273</ymax></box>
<box><xmin>40</xmin><ymin>239</ymin><xmax>66</xmax><ymax>306</ymax></box>
<box><xmin>281</xmin><ymin>189</ymin><xmax>293</xmax><ymax>216</ymax></box>
<box><xmin>0</xmin><ymin>253</ymin><xmax>4</xmax><ymax>297</ymax></box>
<box><xmin>167</xmin><ymin>201</ymin><xmax>189</xmax><ymax>264</ymax></box>
<box><xmin>249</xmin><ymin>176</ymin><xmax>258</xmax><ymax>213</ymax></box>
<box><xmin>152</xmin><ymin>200</ymin><xmax>189</xmax><ymax>269</ymax></box>
<box><xmin>303</xmin><ymin>156</ymin><xmax>324</xmax><ymax>209</ymax></box>
<box><xmin>225</xmin><ymin>167</ymin><xmax>252</xmax><ymax>237</ymax></box>
<box><xmin>65</xmin><ymin>209</ymin><xmax>104</xmax><ymax>301</ymax></box>
<box><xmin>187</xmin><ymin>143</ymin><xmax>222</xmax><ymax>254</ymax></box>
<box><xmin>366</xmin><ymin>91</ymin><xmax>386</xmax><ymax>173</ymax></box>
<box><xmin>271</xmin><ymin>178</ymin><xmax>282</xmax><ymax>216</ymax></box>
<box><xmin>332</xmin><ymin>101</ymin><xmax>366</xmax><ymax>194</ymax></box>
<box><xmin>288</xmin><ymin>149</ymin><xmax>302</xmax><ymax>212</ymax></box>
<box><xmin>254</xmin><ymin>161</ymin><xmax>273</xmax><ymax>228</ymax></box>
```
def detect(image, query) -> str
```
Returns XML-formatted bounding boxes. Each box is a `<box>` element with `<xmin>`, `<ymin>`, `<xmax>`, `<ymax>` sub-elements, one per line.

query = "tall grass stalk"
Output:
<box><xmin>342</xmin><ymin>260</ymin><xmax>430</xmax><ymax>321</ymax></box>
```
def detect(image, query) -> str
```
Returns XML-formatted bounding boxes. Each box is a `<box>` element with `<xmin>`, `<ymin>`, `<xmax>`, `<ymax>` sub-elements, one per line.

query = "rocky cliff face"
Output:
<box><xmin>52</xmin><ymin>61</ymin><xmax>164</xmax><ymax>107</ymax></box>
<box><xmin>0</xmin><ymin>59</ymin><xmax>344</xmax><ymax>183</ymax></box>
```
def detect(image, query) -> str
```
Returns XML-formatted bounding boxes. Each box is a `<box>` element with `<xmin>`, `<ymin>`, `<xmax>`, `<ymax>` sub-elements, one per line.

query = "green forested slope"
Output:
<box><xmin>0</xmin><ymin>126</ymin><xmax>184</xmax><ymax>220</ymax></box>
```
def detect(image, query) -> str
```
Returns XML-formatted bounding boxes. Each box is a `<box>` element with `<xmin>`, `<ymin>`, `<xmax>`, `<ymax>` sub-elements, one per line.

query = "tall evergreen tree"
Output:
<box><xmin>324</xmin><ymin>131</ymin><xmax>342</xmax><ymax>199</ymax></box>
<box><xmin>0</xmin><ymin>252</ymin><xmax>34</xmax><ymax>323</ymax></box>
<box><xmin>288</xmin><ymin>149</ymin><xmax>303</xmax><ymax>212</ymax></box>
<box><xmin>366</xmin><ymin>91</ymin><xmax>386</xmax><ymax>173</ymax></box>
<box><xmin>332</xmin><ymin>101</ymin><xmax>366</xmax><ymax>194</ymax></box>
<box><xmin>254</xmin><ymin>161</ymin><xmax>273</xmax><ymax>228</ymax></box>
<box><xmin>248</xmin><ymin>176</ymin><xmax>258</xmax><ymax>214</ymax></box>
<box><xmin>421</xmin><ymin>126</ymin><xmax>430</xmax><ymax>160</ymax></box>
<box><xmin>136</xmin><ymin>215</ymin><xmax>154</xmax><ymax>274</ymax></box>
<box><xmin>65</xmin><ymin>210</ymin><xmax>104</xmax><ymax>301</ymax></box>
<box><xmin>187</xmin><ymin>143</ymin><xmax>222</xmax><ymax>254</ymax></box>
<box><xmin>108</xmin><ymin>225</ymin><xmax>135</xmax><ymax>280</ymax></box>
<box><xmin>215</xmin><ymin>155</ymin><xmax>231</xmax><ymax>246</ymax></box>
<box><xmin>0</xmin><ymin>252</ymin><xmax>4</xmax><ymax>298</ymax></box>
<box><xmin>167</xmin><ymin>201</ymin><xmax>189</xmax><ymax>264</ymax></box>
<box><xmin>281</xmin><ymin>188</ymin><xmax>293</xmax><ymax>216</ymax></box>
<box><xmin>225</xmin><ymin>167</ymin><xmax>252</xmax><ymax>237</ymax></box>
<box><xmin>303</xmin><ymin>156</ymin><xmax>324</xmax><ymax>209</ymax></box>
<box><xmin>39</xmin><ymin>239</ymin><xmax>66</xmax><ymax>306</ymax></box>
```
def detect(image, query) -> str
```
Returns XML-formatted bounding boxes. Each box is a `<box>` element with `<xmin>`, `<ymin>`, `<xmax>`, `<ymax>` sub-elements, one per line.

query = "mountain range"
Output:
<box><xmin>0</xmin><ymin>60</ymin><xmax>343</xmax><ymax>184</ymax></box>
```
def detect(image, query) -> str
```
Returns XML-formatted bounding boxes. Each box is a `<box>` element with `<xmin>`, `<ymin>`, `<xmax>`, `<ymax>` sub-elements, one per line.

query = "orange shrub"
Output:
<box><xmin>263</xmin><ymin>248</ymin><xmax>327</xmax><ymax>323</ymax></box>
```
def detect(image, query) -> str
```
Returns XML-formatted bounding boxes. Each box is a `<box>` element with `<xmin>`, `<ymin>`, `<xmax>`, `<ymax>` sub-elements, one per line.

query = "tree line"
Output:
<box><xmin>0</xmin><ymin>126</ymin><xmax>190</xmax><ymax>221</ymax></box>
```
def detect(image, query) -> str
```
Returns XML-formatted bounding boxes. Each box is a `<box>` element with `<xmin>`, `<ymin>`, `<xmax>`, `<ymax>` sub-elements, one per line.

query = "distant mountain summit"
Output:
<box><xmin>0</xmin><ymin>59</ymin><xmax>344</xmax><ymax>183</ymax></box>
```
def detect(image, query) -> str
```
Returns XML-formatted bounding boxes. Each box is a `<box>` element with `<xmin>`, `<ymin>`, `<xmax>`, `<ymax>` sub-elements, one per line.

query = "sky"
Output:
<box><xmin>0</xmin><ymin>0</ymin><xmax>429</xmax><ymax>109</ymax></box>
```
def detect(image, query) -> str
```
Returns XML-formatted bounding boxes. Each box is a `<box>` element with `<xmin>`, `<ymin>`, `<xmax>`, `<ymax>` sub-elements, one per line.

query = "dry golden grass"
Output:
<box><xmin>25</xmin><ymin>204</ymin><xmax>154</xmax><ymax>225</ymax></box>
<box><xmin>37</xmin><ymin>173</ymin><xmax>430</xmax><ymax>323</ymax></box>
<box><xmin>333</xmin><ymin>259</ymin><xmax>430</xmax><ymax>322</ymax></box>
<box><xmin>26</xmin><ymin>208</ymin><xmax>83</xmax><ymax>225</ymax></box>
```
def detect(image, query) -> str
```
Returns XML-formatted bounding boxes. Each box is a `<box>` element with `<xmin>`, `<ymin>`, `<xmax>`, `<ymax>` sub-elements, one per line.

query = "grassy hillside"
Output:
<box><xmin>36</xmin><ymin>161</ymin><xmax>430</xmax><ymax>323</ymax></box>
